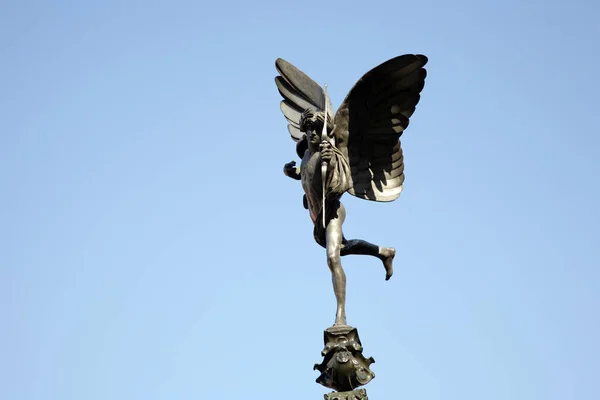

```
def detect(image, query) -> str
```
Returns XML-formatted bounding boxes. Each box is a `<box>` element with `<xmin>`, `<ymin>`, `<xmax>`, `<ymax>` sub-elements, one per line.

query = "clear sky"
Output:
<box><xmin>2</xmin><ymin>1</ymin><xmax>599</xmax><ymax>399</ymax></box>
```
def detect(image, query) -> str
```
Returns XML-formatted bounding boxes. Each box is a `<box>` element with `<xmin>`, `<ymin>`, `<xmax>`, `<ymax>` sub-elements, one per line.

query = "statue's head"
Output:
<box><xmin>300</xmin><ymin>108</ymin><xmax>331</xmax><ymax>146</ymax></box>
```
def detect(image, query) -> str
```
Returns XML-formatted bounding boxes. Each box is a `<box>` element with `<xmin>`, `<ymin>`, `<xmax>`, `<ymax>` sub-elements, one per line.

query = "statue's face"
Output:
<box><xmin>305</xmin><ymin>119</ymin><xmax>322</xmax><ymax>145</ymax></box>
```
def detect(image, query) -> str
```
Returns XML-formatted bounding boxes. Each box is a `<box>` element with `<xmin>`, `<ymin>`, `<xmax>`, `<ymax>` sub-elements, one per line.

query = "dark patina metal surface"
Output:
<box><xmin>275</xmin><ymin>54</ymin><xmax>428</xmax><ymax>392</ymax></box>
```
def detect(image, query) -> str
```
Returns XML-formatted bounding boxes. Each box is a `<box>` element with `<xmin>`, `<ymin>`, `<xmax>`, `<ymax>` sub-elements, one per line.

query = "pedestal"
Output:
<box><xmin>324</xmin><ymin>388</ymin><xmax>369</xmax><ymax>400</ymax></box>
<box><xmin>314</xmin><ymin>325</ymin><xmax>375</xmax><ymax>392</ymax></box>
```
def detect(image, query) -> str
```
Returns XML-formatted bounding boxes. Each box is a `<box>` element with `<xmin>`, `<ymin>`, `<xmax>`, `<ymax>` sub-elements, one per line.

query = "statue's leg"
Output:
<box><xmin>341</xmin><ymin>240</ymin><xmax>396</xmax><ymax>281</ymax></box>
<box><xmin>326</xmin><ymin>201</ymin><xmax>347</xmax><ymax>326</ymax></box>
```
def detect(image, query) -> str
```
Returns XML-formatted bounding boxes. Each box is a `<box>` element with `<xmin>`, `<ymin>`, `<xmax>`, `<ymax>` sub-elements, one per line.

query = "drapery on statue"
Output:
<box><xmin>276</xmin><ymin>54</ymin><xmax>428</xmax><ymax>327</ymax></box>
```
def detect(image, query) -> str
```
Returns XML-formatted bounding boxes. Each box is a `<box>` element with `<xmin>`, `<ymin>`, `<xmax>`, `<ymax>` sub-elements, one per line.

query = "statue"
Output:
<box><xmin>274</xmin><ymin>54</ymin><xmax>428</xmax><ymax>395</ymax></box>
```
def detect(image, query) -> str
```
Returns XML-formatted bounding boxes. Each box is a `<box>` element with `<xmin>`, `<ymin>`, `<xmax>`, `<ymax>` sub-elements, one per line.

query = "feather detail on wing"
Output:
<box><xmin>275</xmin><ymin>58</ymin><xmax>335</xmax><ymax>142</ymax></box>
<box><xmin>332</xmin><ymin>54</ymin><xmax>428</xmax><ymax>202</ymax></box>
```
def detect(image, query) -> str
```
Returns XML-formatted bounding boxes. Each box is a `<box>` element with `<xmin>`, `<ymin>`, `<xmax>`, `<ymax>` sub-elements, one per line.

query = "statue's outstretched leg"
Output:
<box><xmin>325</xmin><ymin>201</ymin><xmax>347</xmax><ymax>326</ymax></box>
<box><xmin>341</xmin><ymin>240</ymin><xmax>395</xmax><ymax>281</ymax></box>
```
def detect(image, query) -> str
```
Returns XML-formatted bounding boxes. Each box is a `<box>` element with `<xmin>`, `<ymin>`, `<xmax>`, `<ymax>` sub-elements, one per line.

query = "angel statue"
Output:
<box><xmin>275</xmin><ymin>54</ymin><xmax>428</xmax><ymax>327</ymax></box>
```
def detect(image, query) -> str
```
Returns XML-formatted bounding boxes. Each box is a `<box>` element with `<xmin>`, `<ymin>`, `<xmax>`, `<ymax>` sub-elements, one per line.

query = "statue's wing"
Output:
<box><xmin>332</xmin><ymin>54</ymin><xmax>428</xmax><ymax>202</ymax></box>
<box><xmin>275</xmin><ymin>58</ymin><xmax>335</xmax><ymax>143</ymax></box>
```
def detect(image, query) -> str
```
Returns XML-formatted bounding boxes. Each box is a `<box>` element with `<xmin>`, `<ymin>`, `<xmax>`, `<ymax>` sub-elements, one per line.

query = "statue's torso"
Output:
<box><xmin>301</xmin><ymin>150</ymin><xmax>323</xmax><ymax>223</ymax></box>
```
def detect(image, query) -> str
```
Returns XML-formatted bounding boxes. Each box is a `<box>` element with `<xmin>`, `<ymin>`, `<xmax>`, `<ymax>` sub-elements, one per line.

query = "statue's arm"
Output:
<box><xmin>283</xmin><ymin>161</ymin><xmax>301</xmax><ymax>180</ymax></box>
<box><xmin>321</xmin><ymin>136</ymin><xmax>352</xmax><ymax>197</ymax></box>
<box><xmin>320</xmin><ymin>137</ymin><xmax>348</xmax><ymax>167</ymax></box>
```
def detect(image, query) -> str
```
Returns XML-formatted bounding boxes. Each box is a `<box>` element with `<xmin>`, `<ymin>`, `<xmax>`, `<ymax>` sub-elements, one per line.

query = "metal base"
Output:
<box><xmin>314</xmin><ymin>325</ymin><xmax>375</xmax><ymax>392</ymax></box>
<box><xmin>324</xmin><ymin>388</ymin><xmax>368</xmax><ymax>400</ymax></box>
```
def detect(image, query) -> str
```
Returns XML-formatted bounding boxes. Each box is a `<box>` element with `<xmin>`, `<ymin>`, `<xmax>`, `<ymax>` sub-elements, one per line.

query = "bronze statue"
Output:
<box><xmin>276</xmin><ymin>54</ymin><xmax>428</xmax><ymax>328</ymax></box>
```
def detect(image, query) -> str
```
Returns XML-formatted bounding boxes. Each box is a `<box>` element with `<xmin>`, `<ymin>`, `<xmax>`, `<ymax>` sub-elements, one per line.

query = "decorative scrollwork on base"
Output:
<box><xmin>314</xmin><ymin>325</ymin><xmax>375</xmax><ymax>392</ymax></box>
<box><xmin>324</xmin><ymin>388</ymin><xmax>368</xmax><ymax>400</ymax></box>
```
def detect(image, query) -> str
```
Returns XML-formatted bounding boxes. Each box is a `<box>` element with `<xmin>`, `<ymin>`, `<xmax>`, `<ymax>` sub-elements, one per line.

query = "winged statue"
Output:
<box><xmin>276</xmin><ymin>54</ymin><xmax>428</xmax><ymax>326</ymax></box>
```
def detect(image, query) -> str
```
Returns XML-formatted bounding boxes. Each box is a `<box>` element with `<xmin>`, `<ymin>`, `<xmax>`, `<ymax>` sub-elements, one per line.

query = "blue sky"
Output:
<box><xmin>2</xmin><ymin>1</ymin><xmax>599</xmax><ymax>399</ymax></box>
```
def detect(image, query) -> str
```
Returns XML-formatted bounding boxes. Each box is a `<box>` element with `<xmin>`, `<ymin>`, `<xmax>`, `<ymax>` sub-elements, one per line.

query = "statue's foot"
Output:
<box><xmin>334</xmin><ymin>313</ymin><xmax>347</xmax><ymax>326</ymax></box>
<box><xmin>379</xmin><ymin>247</ymin><xmax>395</xmax><ymax>281</ymax></box>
